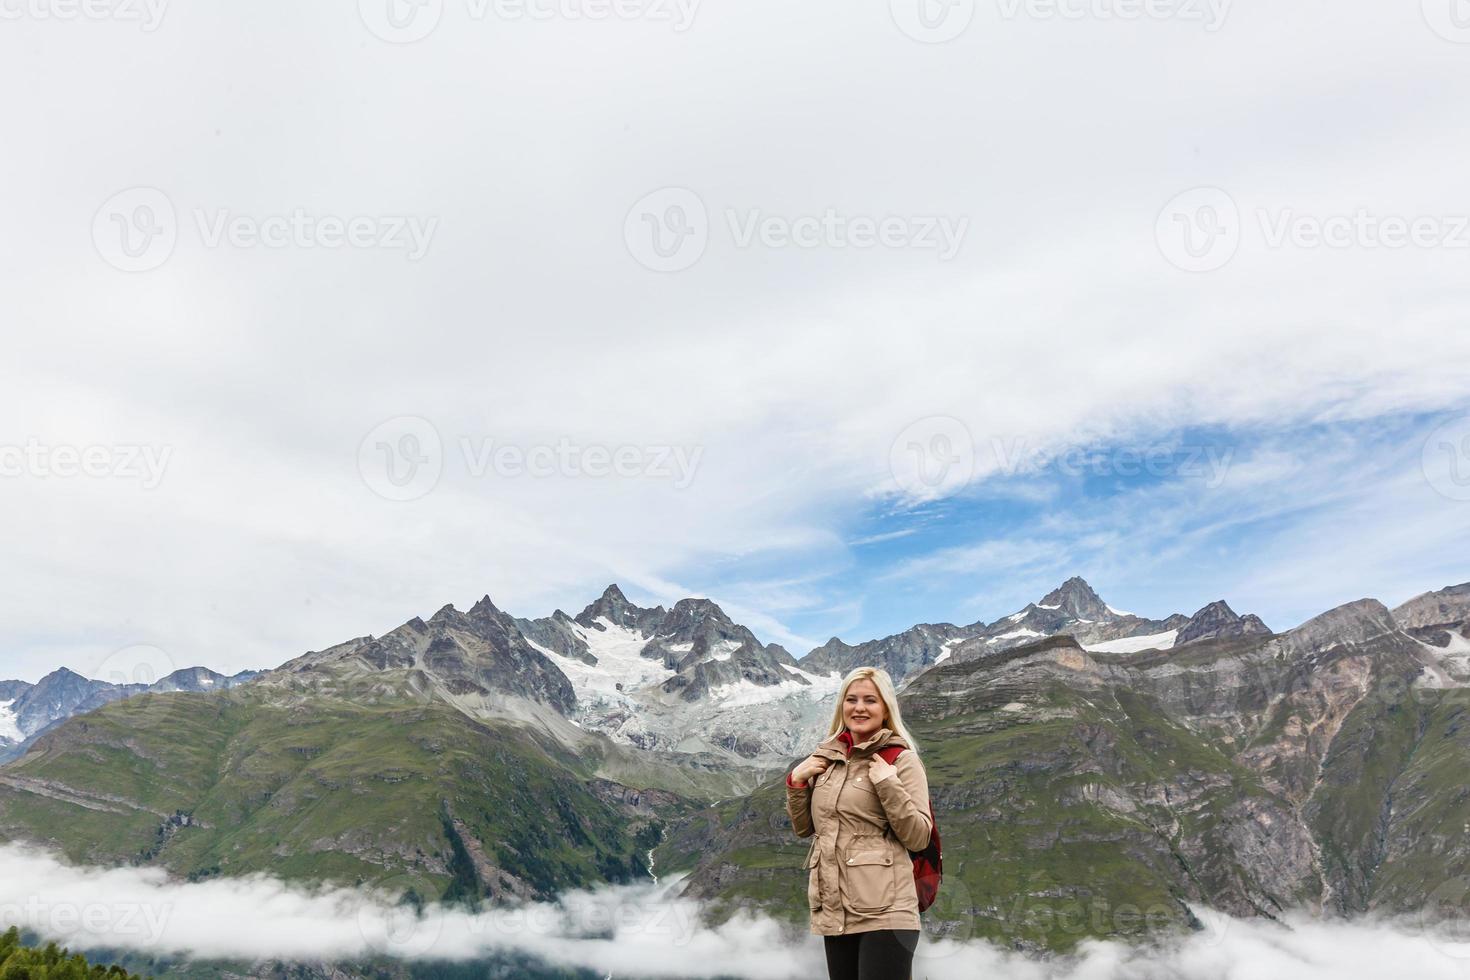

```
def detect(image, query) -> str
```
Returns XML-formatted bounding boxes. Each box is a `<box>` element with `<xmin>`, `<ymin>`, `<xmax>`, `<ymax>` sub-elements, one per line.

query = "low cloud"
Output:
<box><xmin>1</xmin><ymin>844</ymin><xmax>1468</xmax><ymax>978</ymax></box>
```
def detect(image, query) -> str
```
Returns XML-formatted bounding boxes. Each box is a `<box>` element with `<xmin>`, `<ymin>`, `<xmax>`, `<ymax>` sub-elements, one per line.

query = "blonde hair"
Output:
<box><xmin>825</xmin><ymin>666</ymin><xmax>920</xmax><ymax>756</ymax></box>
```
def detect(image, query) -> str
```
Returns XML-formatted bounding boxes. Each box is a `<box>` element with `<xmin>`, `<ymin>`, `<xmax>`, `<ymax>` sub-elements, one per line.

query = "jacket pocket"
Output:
<box><xmin>805</xmin><ymin>842</ymin><xmax>821</xmax><ymax>909</ymax></box>
<box><xmin>841</xmin><ymin>849</ymin><xmax>896</xmax><ymax>913</ymax></box>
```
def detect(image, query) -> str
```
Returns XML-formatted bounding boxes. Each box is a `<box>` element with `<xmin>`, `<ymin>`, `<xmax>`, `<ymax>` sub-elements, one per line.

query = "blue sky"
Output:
<box><xmin>664</xmin><ymin>406</ymin><xmax>1470</xmax><ymax>652</ymax></box>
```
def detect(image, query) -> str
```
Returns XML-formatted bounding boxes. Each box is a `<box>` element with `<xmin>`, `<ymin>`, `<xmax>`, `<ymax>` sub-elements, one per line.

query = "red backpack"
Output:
<box><xmin>876</xmin><ymin>744</ymin><xmax>943</xmax><ymax>913</ymax></box>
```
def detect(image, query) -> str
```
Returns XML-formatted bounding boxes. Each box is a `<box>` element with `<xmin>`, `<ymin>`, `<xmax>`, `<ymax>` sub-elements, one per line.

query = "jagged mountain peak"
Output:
<box><xmin>468</xmin><ymin>594</ymin><xmax>504</xmax><ymax>620</ymax></box>
<box><xmin>1037</xmin><ymin>575</ymin><xmax>1109</xmax><ymax>616</ymax></box>
<box><xmin>429</xmin><ymin>603</ymin><xmax>461</xmax><ymax>624</ymax></box>
<box><xmin>665</xmin><ymin>596</ymin><xmax>733</xmax><ymax>627</ymax></box>
<box><xmin>765</xmin><ymin>642</ymin><xmax>794</xmax><ymax>661</ymax></box>
<box><xmin>574</xmin><ymin>583</ymin><xmax>666</xmax><ymax>632</ymax></box>
<box><xmin>1174</xmin><ymin>600</ymin><xmax>1272</xmax><ymax>646</ymax></box>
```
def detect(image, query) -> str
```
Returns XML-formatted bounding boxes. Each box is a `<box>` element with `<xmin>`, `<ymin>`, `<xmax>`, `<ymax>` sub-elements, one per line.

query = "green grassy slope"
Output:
<box><xmin>0</xmin><ymin>687</ymin><xmax>682</xmax><ymax>901</ymax></box>
<box><xmin>1365</xmin><ymin>688</ymin><xmax>1470</xmax><ymax>912</ymax></box>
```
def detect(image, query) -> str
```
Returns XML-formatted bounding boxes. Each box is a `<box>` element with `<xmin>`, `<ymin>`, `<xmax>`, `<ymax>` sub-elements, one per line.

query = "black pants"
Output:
<box><xmin>822</xmin><ymin>928</ymin><xmax>919</xmax><ymax>980</ymax></box>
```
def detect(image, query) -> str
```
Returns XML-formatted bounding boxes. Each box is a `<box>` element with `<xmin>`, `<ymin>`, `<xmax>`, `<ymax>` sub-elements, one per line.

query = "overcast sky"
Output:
<box><xmin>2</xmin><ymin>0</ymin><xmax>1469</xmax><ymax>683</ymax></box>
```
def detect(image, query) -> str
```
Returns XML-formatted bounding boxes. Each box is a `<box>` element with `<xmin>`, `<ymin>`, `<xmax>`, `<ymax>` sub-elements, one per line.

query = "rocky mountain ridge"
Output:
<box><xmin>0</xmin><ymin>577</ymin><xmax>1282</xmax><ymax>771</ymax></box>
<box><xmin>0</xmin><ymin>665</ymin><xmax>258</xmax><ymax>762</ymax></box>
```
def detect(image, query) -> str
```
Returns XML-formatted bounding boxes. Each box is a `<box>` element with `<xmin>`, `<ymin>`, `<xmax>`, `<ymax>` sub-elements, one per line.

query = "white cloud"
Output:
<box><xmin>1</xmin><ymin>1</ymin><xmax>1469</xmax><ymax>680</ymax></box>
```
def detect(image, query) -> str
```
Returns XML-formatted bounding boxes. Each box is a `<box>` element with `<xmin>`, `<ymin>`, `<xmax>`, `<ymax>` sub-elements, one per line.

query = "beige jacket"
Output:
<box><xmin>785</xmin><ymin>728</ymin><xmax>933</xmax><ymax>936</ymax></box>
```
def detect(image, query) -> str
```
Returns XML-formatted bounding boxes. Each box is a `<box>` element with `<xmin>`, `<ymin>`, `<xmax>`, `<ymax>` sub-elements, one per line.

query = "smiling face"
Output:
<box><xmin>842</xmin><ymin>677</ymin><xmax>888</xmax><ymax>742</ymax></box>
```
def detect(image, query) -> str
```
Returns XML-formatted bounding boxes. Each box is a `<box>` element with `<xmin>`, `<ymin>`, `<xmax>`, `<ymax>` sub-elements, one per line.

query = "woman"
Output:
<box><xmin>786</xmin><ymin>666</ymin><xmax>932</xmax><ymax>980</ymax></box>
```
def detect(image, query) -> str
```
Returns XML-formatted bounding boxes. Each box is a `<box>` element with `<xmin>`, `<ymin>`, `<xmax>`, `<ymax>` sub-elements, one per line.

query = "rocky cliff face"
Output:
<box><xmin>1392</xmin><ymin>581</ymin><xmax>1470</xmax><ymax>629</ymax></box>
<box><xmin>274</xmin><ymin>595</ymin><xmax>578</xmax><ymax>715</ymax></box>
<box><xmin>647</xmin><ymin>598</ymin><xmax>805</xmax><ymax>701</ymax></box>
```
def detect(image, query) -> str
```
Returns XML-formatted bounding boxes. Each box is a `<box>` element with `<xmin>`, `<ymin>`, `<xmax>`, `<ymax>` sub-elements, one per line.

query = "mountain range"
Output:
<box><xmin>1</xmin><ymin>575</ymin><xmax>1466</xmax><ymax>955</ymax></box>
<box><xmin>0</xmin><ymin>666</ymin><xmax>258</xmax><ymax>763</ymax></box>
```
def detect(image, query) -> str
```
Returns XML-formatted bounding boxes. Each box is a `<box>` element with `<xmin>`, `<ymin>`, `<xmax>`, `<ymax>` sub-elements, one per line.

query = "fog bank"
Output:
<box><xmin>2</xmin><ymin>844</ymin><xmax>1467</xmax><ymax>978</ymax></box>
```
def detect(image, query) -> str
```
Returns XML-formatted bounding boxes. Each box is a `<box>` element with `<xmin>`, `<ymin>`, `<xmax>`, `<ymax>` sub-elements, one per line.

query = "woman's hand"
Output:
<box><xmin>790</xmin><ymin>755</ymin><xmax>830</xmax><ymax>787</ymax></box>
<box><xmin>867</xmin><ymin>754</ymin><xmax>896</xmax><ymax>784</ymax></box>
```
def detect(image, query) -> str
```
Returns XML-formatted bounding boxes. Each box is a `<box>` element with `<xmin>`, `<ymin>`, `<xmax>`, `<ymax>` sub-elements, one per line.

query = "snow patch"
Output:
<box><xmin>528</xmin><ymin>618</ymin><xmax>675</xmax><ymax>707</ymax></box>
<box><xmin>1084</xmin><ymin>630</ymin><xmax>1180</xmax><ymax>654</ymax></box>
<box><xmin>1414</xmin><ymin>633</ymin><xmax>1470</xmax><ymax>686</ymax></box>
<box><xmin>1036</xmin><ymin>603</ymin><xmax>1060</xmax><ymax>610</ymax></box>
<box><xmin>704</xmin><ymin>639</ymin><xmax>741</xmax><ymax>663</ymax></box>
<box><xmin>708</xmin><ymin>669</ymin><xmax>843</xmax><ymax>707</ymax></box>
<box><xmin>1005</xmin><ymin>610</ymin><xmax>1029</xmax><ymax>623</ymax></box>
<box><xmin>1106</xmin><ymin>604</ymin><xmax>1134</xmax><ymax>617</ymax></box>
<box><xmin>1000</xmin><ymin>702</ymin><xmax>1025</xmax><ymax>712</ymax></box>
<box><xmin>0</xmin><ymin>700</ymin><xmax>20</xmax><ymax>743</ymax></box>
<box><xmin>995</xmin><ymin>628</ymin><xmax>1042</xmax><ymax>641</ymax></box>
<box><xmin>933</xmin><ymin>637</ymin><xmax>965</xmax><ymax>666</ymax></box>
<box><xmin>1423</xmin><ymin>630</ymin><xmax>1470</xmax><ymax>656</ymax></box>
<box><xmin>707</xmin><ymin>678</ymin><xmax>806</xmax><ymax>707</ymax></box>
